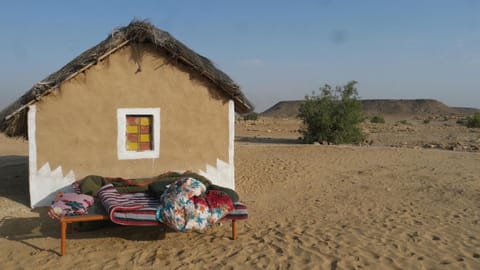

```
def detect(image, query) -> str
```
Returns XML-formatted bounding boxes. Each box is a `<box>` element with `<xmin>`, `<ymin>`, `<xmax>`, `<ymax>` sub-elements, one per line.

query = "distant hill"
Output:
<box><xmin>261</xmin><ymin>100</ymin><xmax>305</xmax><ymax>118</ymax></box>
<box><xmin>261</xmin><ymin>99</ymin><xmax>479</xmax><ymax>118</ymax></box>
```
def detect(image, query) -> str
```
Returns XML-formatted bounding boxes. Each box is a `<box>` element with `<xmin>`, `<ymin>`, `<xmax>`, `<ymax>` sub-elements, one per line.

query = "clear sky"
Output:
<box><xmin>1</xmin><ymin>1</ymin><xmax>479</xmax><ymax>112</ymax></box>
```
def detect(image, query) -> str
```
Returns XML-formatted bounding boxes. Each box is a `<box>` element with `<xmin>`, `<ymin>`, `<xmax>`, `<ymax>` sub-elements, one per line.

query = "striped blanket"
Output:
<box><xmin>97</xmin><ymin>184</ymin><xmax>247</xmax><ymax>226</ymax></box>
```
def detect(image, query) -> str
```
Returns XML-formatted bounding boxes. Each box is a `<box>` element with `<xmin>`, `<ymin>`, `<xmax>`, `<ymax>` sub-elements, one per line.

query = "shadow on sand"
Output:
<box><xmin>0</xmin><ymin>155</ymin><xmax>29</xmax><ymax>206</ymax></box>
<box><xmin>0</xmin><ymin>155</ymin><xmax>167</xmax><ymax>255</ymax></box>
<box><xmin>235</xmin><ymin>136</ymin><xmax>301</xmax><ymax>144</ymax></box>
<box><xmin>0</xmin><ymin>211</ymin><xmax>167</xmax><ymax>255</ymax></box>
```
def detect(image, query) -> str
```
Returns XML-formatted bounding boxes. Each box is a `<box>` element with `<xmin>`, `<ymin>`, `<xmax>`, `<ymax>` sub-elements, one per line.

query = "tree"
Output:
<box><xmin>298</xmin><ymin>81</ymin><xmax>364</xmax><ymax>144</ymax></box>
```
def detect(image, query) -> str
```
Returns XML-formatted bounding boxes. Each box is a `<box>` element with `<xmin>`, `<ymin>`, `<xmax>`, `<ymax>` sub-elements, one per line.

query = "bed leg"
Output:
<box><xmin>232</xmin><ymin>220</ymin><xmax>237</xmax><ymax>240</ymax></box>
<box><xmin>61</xmin><ymin>221</ymin><xmax>67</xmax><ymax>256</ymax></box>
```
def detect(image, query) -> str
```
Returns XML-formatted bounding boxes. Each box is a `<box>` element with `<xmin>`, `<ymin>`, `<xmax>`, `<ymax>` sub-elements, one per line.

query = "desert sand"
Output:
<box><xmin>1</xmin><ymin>118</ymin><xmax>480</xmax><ymax>269</ymax></box>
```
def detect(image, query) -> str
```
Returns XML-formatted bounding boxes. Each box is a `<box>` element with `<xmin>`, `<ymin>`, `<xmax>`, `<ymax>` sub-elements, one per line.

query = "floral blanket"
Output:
<box><xmin>157</xmin><ymin>177</ymin><xmax>234</xmax><ymax>232</ymax></box>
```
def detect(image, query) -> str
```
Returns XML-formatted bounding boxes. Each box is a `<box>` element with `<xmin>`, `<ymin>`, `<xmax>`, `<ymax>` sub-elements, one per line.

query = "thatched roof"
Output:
<box><xmin>0</xmin><ymin>20</ymin><xmax>253</xmax><ymax>138</ymax></box>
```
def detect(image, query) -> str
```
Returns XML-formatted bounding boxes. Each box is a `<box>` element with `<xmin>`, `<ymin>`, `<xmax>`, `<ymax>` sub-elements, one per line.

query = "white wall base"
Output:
<box><xmin>28</xmin><ymin>105</ymin><xmax>75</xmax><ymax>207</ymax></box>
<box><xmin>199</xmin><ymin>100</ymin><xmax>236</xmax><ymax>190</ymax></box>
<box><xmin>199</xmin><ymin>159</ymin><xmax>234</xmax><ymax>190</ymax></box>
<box><xmin>31</xmin><ymin>163</ymin><xmax>76</xmax><ymax>207</ymax></box>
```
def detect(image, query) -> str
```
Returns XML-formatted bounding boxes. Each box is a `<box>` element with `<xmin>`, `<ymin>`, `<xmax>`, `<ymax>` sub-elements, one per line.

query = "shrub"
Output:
<box><xmin>243</xmin><ymin>112</ymin><xmax>258</xmax><ymax>121</ymax></box>
<box><xmin>399</xmin><ymin>120</ymin><xmax>408</xmax><ymax>125</ymax></box>
<box><xmin>467</xmin><ymin>112</ymin><xmax>480</xmax><ymax>128</ymax></box>
<box><xmin>298</xmin><ymin>81</ymin><xmax>364</xmax><ymax>144</ymax></box>
<box><xmin>370</xmin><ymin>115</ymin><xmax>385</xmax><ymax>123</ymax></box>
<box><xmin>423</xmin><ymin>119</ymin><xmax>431</xmax><ymax>124</ymax></box>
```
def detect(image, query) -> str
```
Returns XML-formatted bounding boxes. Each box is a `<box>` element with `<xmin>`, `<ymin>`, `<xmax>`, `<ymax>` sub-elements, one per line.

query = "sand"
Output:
<box><xmin>1</xmin><ymin>120</ymin><xmax>480</xmax><ymax>269</ymax></box>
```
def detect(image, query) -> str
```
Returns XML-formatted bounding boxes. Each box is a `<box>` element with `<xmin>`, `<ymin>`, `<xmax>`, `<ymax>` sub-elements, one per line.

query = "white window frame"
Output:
<box><xmin>117</xmin><ymin>108</ymin><xmax>160</xmax><ymax>160</ymax></box>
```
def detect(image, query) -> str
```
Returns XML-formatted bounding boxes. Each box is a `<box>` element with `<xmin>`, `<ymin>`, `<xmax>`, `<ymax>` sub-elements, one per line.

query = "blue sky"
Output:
<box><xmin>1</xmin><ymin>1</ymin><xmax>479</xmax><ymax>112</ymax></box>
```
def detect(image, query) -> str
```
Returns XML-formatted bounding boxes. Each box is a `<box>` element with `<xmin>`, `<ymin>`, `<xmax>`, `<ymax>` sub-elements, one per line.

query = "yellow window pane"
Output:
<box><xmin>139</xmin><ymin>134</ymin><xmax>150</xmax><ymax>142</ymax></box>
<box><xmin>126</xmin><ymin>142</ymin><xmax>139</xmax><ymax>151</ymax></box>
<box><xmin>140</xmin><ymin>117</ymin><xmax>151</xmax><ymax>125</ymax></box>
<box><xmin>126</xmin><ymin>125</ymin><xmax>138</xmax><ymax>133</ymax></box>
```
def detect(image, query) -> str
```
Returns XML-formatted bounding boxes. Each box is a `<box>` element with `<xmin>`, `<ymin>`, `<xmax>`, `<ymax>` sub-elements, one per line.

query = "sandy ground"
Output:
<box><xmin>1</xmin><ymin>120</ymin><xmax>480</xmax><ymax>269</ymax></box>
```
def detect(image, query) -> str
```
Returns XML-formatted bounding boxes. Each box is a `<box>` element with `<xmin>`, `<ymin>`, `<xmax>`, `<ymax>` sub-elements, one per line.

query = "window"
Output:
<box><xmin>117</xmin><ymin>108</ymin><xmax>160</xmax><ymax>160</ymax></box>
<box><xmin>126</xmin><ymin>115</ymin><xmax>153</xmax><ymax>151</ymax></box>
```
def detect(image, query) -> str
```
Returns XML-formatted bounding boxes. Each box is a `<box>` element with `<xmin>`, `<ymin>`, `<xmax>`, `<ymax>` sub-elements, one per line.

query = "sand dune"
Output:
<box><xmin>1</xmin><ymin>126</ymin><xmax>480</xmax><ymax>269</ymax></box>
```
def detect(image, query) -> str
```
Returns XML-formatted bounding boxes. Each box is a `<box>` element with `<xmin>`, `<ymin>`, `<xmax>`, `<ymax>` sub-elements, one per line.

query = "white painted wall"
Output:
<box><xmin>198</xmin><ymin>100</ymin><xmax>235</xmax><ymax>190</ymax></box>
<box><xmin>28</xmin><ymin>105</ymin><xmax>75</xmax><ymax>208</ymax></box>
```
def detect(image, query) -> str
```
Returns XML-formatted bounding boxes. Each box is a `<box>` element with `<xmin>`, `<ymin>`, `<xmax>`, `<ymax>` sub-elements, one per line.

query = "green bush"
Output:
<box><xmin>243</xmin><ymin>112</ymin><xmax>258</xmax><ymax>121</ymax></box>
<box><xmin>467</xmin><ymin>112</ymin><xmax>480</xmax><ymax>128</ymax></box>
<box><xmin>298</xmin><ymin>81</ymin><xmax>364</xmax><ymax>144</ymax></box>
<box><xmin>423</xmin><ymin>119</ymin><xmax>431</xmax><ymax>124</ymax></box>
<box><xmin>370</xmin><ymin>115</ymin><xmax>385</xmax><ymax>123</ymax></box>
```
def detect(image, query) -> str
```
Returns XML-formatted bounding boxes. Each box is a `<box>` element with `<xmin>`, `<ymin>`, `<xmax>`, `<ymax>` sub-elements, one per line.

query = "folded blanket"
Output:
<box><xmin>157</xmin><ymin>178</ymin><xmax>234</xmax><ymax>232</ymax></box>
<box><xmin>159</xmin><ymin>177</ymin><xmax>207</xmax><ymax>231</ymax></box>
<box><xmin>98</xmin><ymin>184</ymin><xmax>160</xmax><ymax>226</ymax></box>
<box><xmin>50</xmin><ymin>193</ymin><xmax>94</xmax><ymax>217</ymax></box>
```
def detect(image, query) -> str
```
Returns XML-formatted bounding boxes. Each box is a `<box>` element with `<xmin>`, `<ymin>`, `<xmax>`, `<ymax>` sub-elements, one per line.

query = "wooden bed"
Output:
<box><xmin>57</xmin><ymin>185</ymin><xmax>248</xmax><ymax>256</ymax></box>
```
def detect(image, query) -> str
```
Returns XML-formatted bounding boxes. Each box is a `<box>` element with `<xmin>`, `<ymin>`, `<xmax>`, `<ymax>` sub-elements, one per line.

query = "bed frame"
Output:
<box><xmin>58</xmin><ymin>206</ymin><xmax>241</xmax><ymax>256</ymax></box>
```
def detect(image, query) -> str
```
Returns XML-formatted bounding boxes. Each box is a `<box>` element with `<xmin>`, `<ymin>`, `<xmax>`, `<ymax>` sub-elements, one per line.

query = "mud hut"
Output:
<box><xmin>0</xmin><ymin>20</ymin><xmax>253</xmax><ymax>207</ymax></box>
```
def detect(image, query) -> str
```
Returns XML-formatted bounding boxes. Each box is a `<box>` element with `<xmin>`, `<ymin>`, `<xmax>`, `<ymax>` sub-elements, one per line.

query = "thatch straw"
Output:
<box><xmin>0</xmin><ymin>19</ymin><xmax>253</xmax><ymax>138</ymax></box>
